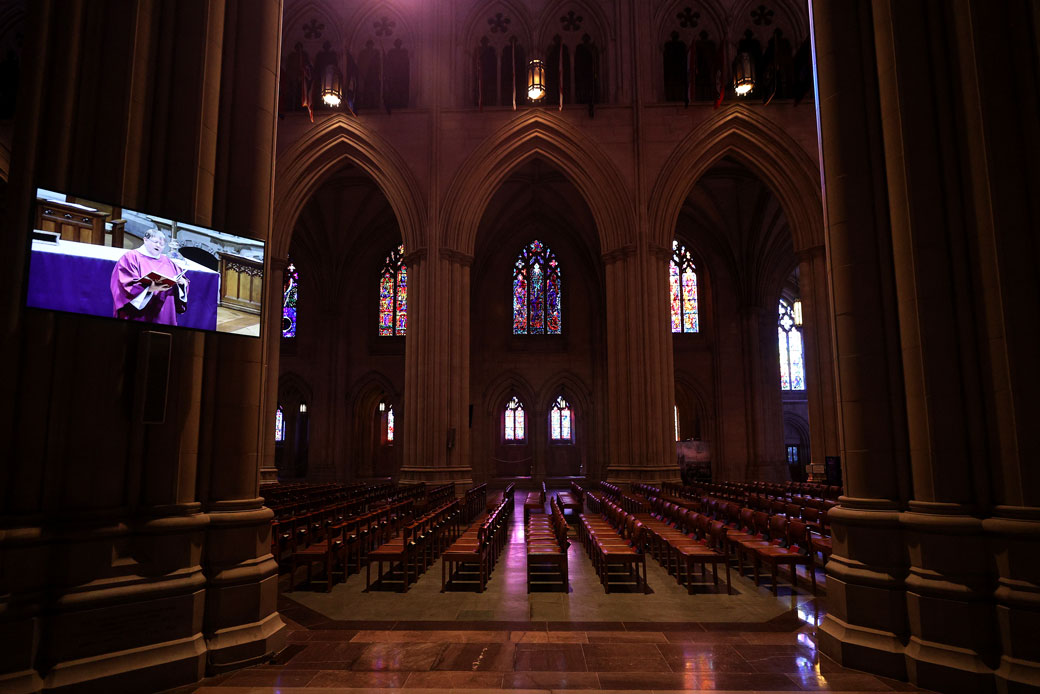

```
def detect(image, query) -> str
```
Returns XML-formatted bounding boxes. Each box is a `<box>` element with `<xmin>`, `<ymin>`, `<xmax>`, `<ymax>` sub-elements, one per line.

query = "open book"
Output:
<box><xmin>138</xmin><ymin>269</ymin><xmax>187</xmax><ymax>288</ymax></box>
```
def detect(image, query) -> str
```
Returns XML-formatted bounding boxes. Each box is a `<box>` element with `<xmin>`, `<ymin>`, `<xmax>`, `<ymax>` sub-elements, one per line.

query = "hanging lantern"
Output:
<box><xmin>733</xmin><ymin>51</ymin><xmax>755</xmax><ymax>96</ymax></box>
<box><xmin>321</xmin><ymin>63</ymin><xmax>343</xmax><ymax>107</ymax></box>
<box><xmin>527</xmin><ymin>59</ymin><xmax>546</xmax><ymax>101</ymax></box>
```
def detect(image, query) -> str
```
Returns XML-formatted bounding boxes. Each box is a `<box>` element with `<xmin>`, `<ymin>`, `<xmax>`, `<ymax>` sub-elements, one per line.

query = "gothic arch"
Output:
<box><xmin>441</xmin><ymin>110</ymin><xmax>634</xmax><ymax>256</ymax></box>
<box><xmin>535</xmin><ymin>370</ymin><xmax>592</xmax><ymax>419</ymax></box>
<box><xmin>278</xmin><ymin>371</ymin><xmax>313</xmax><ymax>407</ymax></box>
<box><xmin>461</xmin><ymin>0</ymin><xmax>535</xmax><ymax>52</ymax></box>
<box><xmin>347</xmin><ymin>370</ymin><xmax>399</xmax><ymax>408</ymax></box>
<box><xmin>346</xmin><ymin>2</ymin><xmax>414</xmax><ymax>50</ymax></box>
<box><xmin>653</xmin><ymin>0</ymin><xmax>726</xmax><ymax>45</ymax></box>
<box><xmin>273</xmin><ymin>115</ymin><xmax>426</xmax><ymax>260</ymax></box>
<box><xmin>536</xmin><ymin>0</ymin><xmax>611</xmax><ymax>48</ymax></box>
<box><xmin>674</xmin><ymin>370</ymin><xmax>714</xmax><ymax>442</ymax></box>
<box><xmin>481</xmin><ymin>371</ymin><xmax>537</xmax><ymax>417</ymax></box>
<box><xmin>648</xmin><ymin>105</ymin><xmax>822</xmax><ymax>254</ymax></box>
<box><xmin>282</xmin><ymin>1</ymin><xmax>345</xmax><ymax>65</ymax></box>
<box><xmin>729</xmin><ymin>0</ymin><xmax>809</xmax><ymax>44</ymax></box>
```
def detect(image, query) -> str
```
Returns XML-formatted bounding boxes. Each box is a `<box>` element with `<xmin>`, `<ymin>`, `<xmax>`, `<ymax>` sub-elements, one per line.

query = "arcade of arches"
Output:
<box><xmin>0</xmin><ymin>1</ymin><xmax>1037</xmax><ymax>694</ymax></box>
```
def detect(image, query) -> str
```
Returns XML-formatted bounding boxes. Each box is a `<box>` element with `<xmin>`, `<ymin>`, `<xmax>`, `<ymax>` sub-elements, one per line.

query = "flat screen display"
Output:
<box><xmin>24</xmin><ymin>188</ymin><xmax>265</xmax><ymax>337</ymax></box>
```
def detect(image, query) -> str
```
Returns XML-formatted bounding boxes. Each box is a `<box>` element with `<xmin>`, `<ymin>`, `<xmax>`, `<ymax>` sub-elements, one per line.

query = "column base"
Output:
<box><xmin>43</xmin><ymin>634</ymin><xmax>206</xmax><ymax>694</ymax></box>
<box><xmin>205</xmin><ymin>611</ymin><xmax>287</xmax><ymax>674</ymax></box>
<box><xmin>606</xmin><ymin>465</ymin><xmax>681</xmax><ymax>484</ymax></box>
<box><xmin>996</xmin><ymin>654</ymin><xmax>1040</xmax><ymax>694</ymax></box>
<box><xmin>904</xmin><ymin>635</ymin><xmax>995</xmax><ymax>694</ymax></box>
<box><xmin>0</xmin><ymin>670</ymin><xmax>43</xmax><ymax>694</ymax></box>
<box><xmin>818</xmin><ymin>610</ymin><xmax>908</xmax><ymax>681</ymax></box>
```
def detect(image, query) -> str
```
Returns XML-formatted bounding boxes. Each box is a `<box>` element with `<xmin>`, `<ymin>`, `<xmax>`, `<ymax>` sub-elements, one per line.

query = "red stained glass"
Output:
<box><xmin>378</xmin><ymin>245</ymin><xmax>408</xmax><ymax>336</ymax></box>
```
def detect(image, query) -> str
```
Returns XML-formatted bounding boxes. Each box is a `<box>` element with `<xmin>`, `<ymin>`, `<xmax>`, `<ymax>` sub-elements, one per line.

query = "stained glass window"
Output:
<box><xmin>778</xmin><ymin>298</ymin><xmax>805</xmax><ymax>391</ymax></box>
<box><xmin>386</xmin><ymin>405</ymin><xmax>395</xmax><ymax>443</ymax></box>
<box><xmin>670</xmin><ymin>240</ymin><xmax>699</xmax><ymax>333</ymax></box>
<box><xmin>282</xmin><ymin>262</ymin><xmax>299</xmax><ymax>338</ymax></box>
<box><xmin>275</xmin><ymin>405</ymin><xmax>285</xmax><ymax>442</ymax></box>
<box><xmin>550</xmin><ymin>396</ymin><xmax>573</xmax><ymax>442</ymax></box>
<box><xmin>513</xmin><ymin>240</ymin><xmax>561</xmax><ymax>335</ymax></box>
<box><xmin>504</xmin><ymin>396</ymin><xmax>526</xmax><ymax>441</ymax></box>
<box><xmin>379</xmin><ymin>244</ymin><xmax>408</xmax><ymax>336</ymax></box>
<box><xmin>674</xmin><ymin>405</ymin><xmax>680</xmax><ymax>442</ymax></box>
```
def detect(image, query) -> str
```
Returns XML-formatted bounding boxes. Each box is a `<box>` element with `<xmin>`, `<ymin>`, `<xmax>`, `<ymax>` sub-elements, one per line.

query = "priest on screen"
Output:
<box><xmin>109</xmin><ymin>228</ymin><xmax>189</xmax><ymax>325</ymax></box>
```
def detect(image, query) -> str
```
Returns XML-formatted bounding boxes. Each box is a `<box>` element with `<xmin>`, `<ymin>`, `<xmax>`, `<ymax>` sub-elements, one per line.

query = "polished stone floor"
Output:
<box><xmin>176</xmin><ymin>495</ymin><xmax>930</xmax><ymax>693</ymax></box>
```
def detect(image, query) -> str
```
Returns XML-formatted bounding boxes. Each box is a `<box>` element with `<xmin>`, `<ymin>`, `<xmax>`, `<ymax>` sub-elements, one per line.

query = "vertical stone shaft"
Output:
<box><xmin>812</xmin><ymin>0</ymin><xmax>913</xmax><ymax>680</ymax></box>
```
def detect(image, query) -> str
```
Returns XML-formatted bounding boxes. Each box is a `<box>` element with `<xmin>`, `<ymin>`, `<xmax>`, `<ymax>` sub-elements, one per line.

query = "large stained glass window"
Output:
<box><xmin>549</xmin><ymin>396</ymin><xmax>573</xmax><ymax>442</ymax></box>
<box><xmin>512</xmin><ymin>240</ymin><xmax>562</xmax><ymax>335</ymax></box>
<box><xmin>379</xmin><ymin>245</ymin><xmax>408</xmax><ymax>336</ymax></box>
<box><xmin>670</xmin><ymin>240</ymin><xmax>699</xmax><ymax>333</ymax></box>
<box><xmin>778</xmin><ymin>298</ymin><xmax>805</xmax><ymax>391</ymax></box>
<box><xmin>282</xmin><ymin>262</ymin><xmax>299</xmax><ymax>338</ymax></box>
<box><xmin>275</xmin><ymin>405</ymin><xmax>285</xmax><ymax>442</ymax></box>
<box><xmin>504</xmin><ymin>396</ymin><xmax>526</xmax><ymax>442</ymax></box>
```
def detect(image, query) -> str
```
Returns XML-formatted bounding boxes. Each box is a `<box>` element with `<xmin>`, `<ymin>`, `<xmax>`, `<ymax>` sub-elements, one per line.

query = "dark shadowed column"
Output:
<box><xmin>811</xmin><ymin>0</ymin><xmax>913</xmax><ymax>680</ymax></box>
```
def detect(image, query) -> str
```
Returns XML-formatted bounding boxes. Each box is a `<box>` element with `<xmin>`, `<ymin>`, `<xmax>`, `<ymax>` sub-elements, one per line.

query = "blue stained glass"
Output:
<box><xmin>670</xmin><ymin>240</ymin><xmax>699</xmax><ymax>333</ymax></box>
<box><xmin>778</xmin><ymin>298</ymin><xmax>805</xmax><ymax>391</ymax></box>
<box><xmin>505</xmin><ymin>396</ymin><xmax>525</xmax><ymax>441</ymax></box>
<box><xmin>282</xmin><ymin>263</ymin><xmax>299</xmax><ymax>338</ymax></box>
<box><xmin>512</xmin><ymin>240</ymin><xmax>562</xmax><ymax>335</ymax></box>
<box><xmin>275</xmin><ymin>406</ymin><xmax>285</xmax><ymax>442</ymax></box>
<box><xmin>379</xmin><ymin>245</ymin><xmax>407</xmax><ymax>336</ymax></box>
<box><xmin>550</xmin><ymin>396</ymin><xmax>572</xmax><ymax>442</ymax></box>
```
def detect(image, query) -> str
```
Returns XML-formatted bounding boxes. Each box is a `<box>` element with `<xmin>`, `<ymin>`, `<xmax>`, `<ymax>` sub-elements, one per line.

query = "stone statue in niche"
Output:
<box><xmin>545</xmin><ymin>35</ymin><xmax>569</xmax><ymax>105</ymax></box>
<box><xmin>358</xmin><ymin>39</ymin><xmax>381</xmax><ymax>110</ymax></box>
<box><xmin>693</xmin><ymin>31</ymin><xmax>717</xmax><ymax>101</ymax></box>
<box><xmin>384</xmin><ymin>38</ymin><xmax>409</xmax><ymax>109</ymax></box>
<box><xmin>574</xmin><ymin>34</ymin><xmax>598</xmax><ymax>114</ymax></box>
<box><xmin>477</xmin><ymin>36</ymin><xmax>497</xmax><ymax>107</ymax></box>
<box><xmin>663</xmin><ymin>31</ymin><xmax>688</xmax><ymax>102</ymax></box>
<box><xmin>312</xmin><ymin>40</ymin><xmax>338</xmax><ymax>109</ymax></box>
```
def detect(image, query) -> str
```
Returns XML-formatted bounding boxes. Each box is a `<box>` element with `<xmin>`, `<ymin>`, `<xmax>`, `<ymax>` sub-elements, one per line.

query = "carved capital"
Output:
<box><xmin>403</xmin><ymin>247</ymin><xmax>428</xmax><ymax>266</ymax></box>
<box><xmin>439</xmin><ymin>247</ymin><xmax>475</xmax><ymax>267</ymax></box>
<box><xmin>601</xmin><ymin>243</ymin><xmax>636</xmax><ymax>266</ymax></box>
<box><xmin>647</xmin><ymin>241</ymin><xmax>672</xmax><ymax>262</ymax></box>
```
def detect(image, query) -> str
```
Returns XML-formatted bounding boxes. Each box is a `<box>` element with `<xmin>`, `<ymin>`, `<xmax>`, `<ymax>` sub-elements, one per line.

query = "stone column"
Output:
<box><xmin>604</xmin><ymin>244</ymin><xmax>680</xmax><ymax>483</ymax></box>
<box><xmin>963</xmin><ymin>2</ymin><xmax>1040</xmax><ymax>690</ymax></box>
<box><xmin>198</xmin><ymin>0</ymin><xmax>286</xmax><ymax>673</ymax></box>
<box><xmin>812</xmin><ymin>0</ymin><xmax>914</xmax><ymax>680</ymax></box>
<box><xmin>399</xmin><ymin>248</ymin><xmax>474</xmax><ymax>492</ymax></box>
<box><xmin>797</xmin><ymin>245</ymin><xmax>840</xmax><ymax>475</ymax></box>
<box><xmin>871</xmin><ymin>1</ymin><xmax>1040</xmax><ymax>691</ymax></box>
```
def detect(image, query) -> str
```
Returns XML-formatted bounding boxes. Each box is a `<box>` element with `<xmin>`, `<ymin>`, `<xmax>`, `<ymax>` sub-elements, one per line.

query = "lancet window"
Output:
<box><xmin>778</xmin><ymin>297</ymin><xmax>805</xmax><ymax>390</ymax></box>
<box><xmin>504</xmin><ymin>396</ymin><xmax>526</xmax><ymax>442</ymax></box>
<box><xmin>670</xmin><ymin>240</ymin><xmax>699</xmax><ymax>333</ymax></box>
<box><xmin>549</xmin><ymin>396</ymin><xmax>573</xmax><ymax>442</ymax></box>
<box><xmin>379</xmin><ymin>245</ymin><xmax>408</xmax><ymax>336</ymax></box>
<box><xmin>512</xmin><ymin>240</ymin><xmax>562</xmax><ymax>335</ymax></box>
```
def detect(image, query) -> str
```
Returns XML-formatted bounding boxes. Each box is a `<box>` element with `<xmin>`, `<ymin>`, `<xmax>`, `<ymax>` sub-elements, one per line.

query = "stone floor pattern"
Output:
<box><xmin>174</xmin><ymin>497</ymin><xmax>931</xmax><ymax>694</ymax></box>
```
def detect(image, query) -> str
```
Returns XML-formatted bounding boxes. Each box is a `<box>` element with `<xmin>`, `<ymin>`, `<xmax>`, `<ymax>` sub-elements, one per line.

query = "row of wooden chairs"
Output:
<box><xmin>526</xmin><ymin>496</ymin><xmax>569</xmax><ymax>591</ymax></box>
<box><xmin>634</xmin><ymin>502</ymin><xmax>732</xmax><ymax>594</ymax></box>
<box><xmin>464</xmin><ymin>483</ymin><xmax>487</xmax><ymax>522</ymax></box>
<box><xmin>577</xmin><ymin>498</ymin><xmax>650</xmax><ymax>594</ymax></box>
<box><xmin>523</xmin><ymin>481</ymin><xmax>548</xmax><ymax>522</ymax></box>
<box><xmin>425</xmin><ymin>483</ymin><xmax>457</xmax><ymax>511</ymax></box>
<box><xmin>641</xmin><ymin>494</ymin><xmax>820</xmax><ymax>595</ymax></box>
<box><xmin>285</xmin><ymin>499</ymin><xmax>414</xmax><ymax>592</ymax></box>
<box><xmin>366</xmin><ymin>499</ymin><xmax>463</xmax><ymax>592</ymax></box>
<box><xmin>441</xmin><ymin>488</ymin><xmax>515</xmax><ymax>592</ymax></box>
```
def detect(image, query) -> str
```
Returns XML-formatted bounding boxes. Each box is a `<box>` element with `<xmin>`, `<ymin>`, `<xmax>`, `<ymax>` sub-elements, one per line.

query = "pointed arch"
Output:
<box><xmin>282</xmin><ymin>0</ymin><xmax>345</xmax><ymax>48</ymax></box>
<box><xmin>346</xmin><ymin>2</ymin><xmax>414</xmax><ymax>50</ymax></box>
<box><xmin>461</xmin><ymin>0</ymin><xmax>535</xmax><ymax>52</ymax></box>
<box><xmin>648</xmin><ymin>105</ymin><xmax>822</xmax><ymax>253</ymax></box>
<box><xmin>273</xmin><ymin>115</ymin><xmax>427</xmax><ymax>260</ymax></box>
<box><xmin>441</xmin><ymin>111</ymin><xmax>634</xmax><ymax>256</ymax></box>
<box><xmin>481</xmin><ymin>370</ymin><xmax>537</xmax><ymax>417</ymax></box>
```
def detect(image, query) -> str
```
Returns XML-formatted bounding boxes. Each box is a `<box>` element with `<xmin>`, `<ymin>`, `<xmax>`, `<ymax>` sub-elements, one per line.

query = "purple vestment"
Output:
<box><xmin>109</xmin><ymin>249</ymin><xmax>188</xmax><ymax>325</ymax></box>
